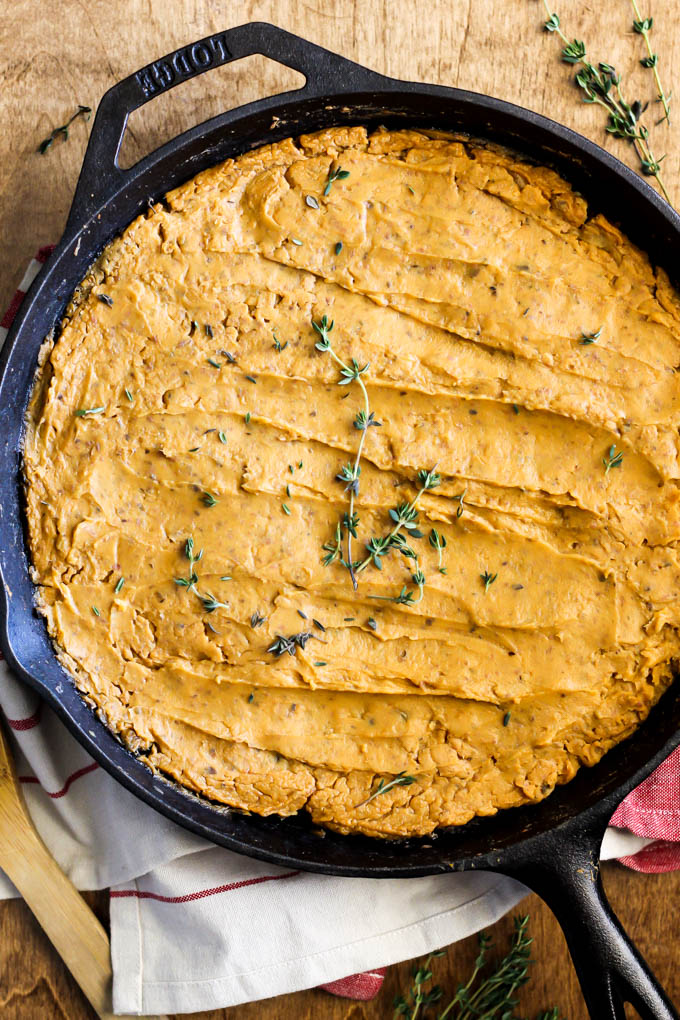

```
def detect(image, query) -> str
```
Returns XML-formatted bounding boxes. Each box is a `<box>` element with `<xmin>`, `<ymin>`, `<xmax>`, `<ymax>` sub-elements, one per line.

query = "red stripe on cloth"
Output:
<box><xmin>319</xmin><ymin>968</ymin><xmax>386</xmax><ymax>1000</ymax></box>
<box><xmin>18</xmin><ymin>761</ymin><xmax>98</xmax><ymax>798</ymax></box>
<box><xmin>36</xmin><ymin>244</ymin><xmax>55</xmax><ymax>263</ymax></box>
<box><xmin>4</xmin><ymin>705</ymin><xmax>42</xmax><ymax>730</ymax></box>
<box><xmin>0</xmin><ymin>289</ymin><xmax>26</xmax><ymax>329</ymax></box>
<box><xmin>618</xmin><ymin>840</ymin><xmax>680</xmax><ymax>874</ymax></box>
<box><xmin>110</xmin><ymin>870</ymin><xmax>300</xmax><ymax>903</ymax></box>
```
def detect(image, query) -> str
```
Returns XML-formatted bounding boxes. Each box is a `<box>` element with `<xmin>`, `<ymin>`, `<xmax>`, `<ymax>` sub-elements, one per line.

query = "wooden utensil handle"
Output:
<box><xmin>2</xmin><ymin>811</ymin><xmax>166</xmax><ymax>1019</ymax></box>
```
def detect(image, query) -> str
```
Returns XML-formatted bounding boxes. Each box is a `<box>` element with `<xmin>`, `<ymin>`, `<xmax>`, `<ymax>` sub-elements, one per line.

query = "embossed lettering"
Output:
<box><xmin>136</xmin><ymin>68</ymin><xmax>158</xmax><ymax>97</ymax></box>
<box><xmin>136</xmin><ymin>34</ymin><xmax>232</xmax><ymax>100</ymax></box>
<box><xmin>191</xmin><ymin>42</ymin><xmax>212</xmax><ymax>67</ymax></box>
<box><xmin>172</xmin><ymin>50</ymin><xmax>193</xmax><ymax>76</ymax></box>
<box><xmin>209</xmin><ymin>34</ymin><xmax>231</xmax><ymax>60</ymax></box>
<box><xmin>152</xmin><ymin>60</ymin><xmax>175</xmax><ymax>88</ymax></box>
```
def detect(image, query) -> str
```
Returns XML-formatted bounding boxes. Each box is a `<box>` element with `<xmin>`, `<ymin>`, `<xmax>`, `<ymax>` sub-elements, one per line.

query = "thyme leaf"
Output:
<box><xmin>74</xmin><ymin>406</ymin><xmax>105</xmax><ymax>417</ymax></box>
<box><xmin>580</xmin><ymin>326</ymin><xmax>602</xmax><ymax>345</ymax></box>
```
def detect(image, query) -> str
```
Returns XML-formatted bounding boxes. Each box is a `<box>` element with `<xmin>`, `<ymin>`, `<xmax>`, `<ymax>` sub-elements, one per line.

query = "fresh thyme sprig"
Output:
<box><xmin>429</xmin><ymin>528</ymin><xmax>448</xmax><ymax>574</ymax></box>
<box><xmin>631</xmin><ymin>0</ymin><xmax>671</xmax><ymax>123</ymax></box>
<box><xmin>272</xmin><ymin>328</ymin><xmax>288</xmax><ymax>352</ymax></box>
<box><xmin>357</xmin><ymin>770</ymin><xmax>416</xmax><ymax>808</ymax></box>
<box><xmin>541</xmin><ymin>2</ymin><xmax>672</xmax><ymax>205</ymax></box>
<box><xmin>197</xmin><ymin>592</ymin><xmax>229</xmax><ymax>612</ymax></box>
<box><xmin>174</xmin><ymin>537</ymin><xmax>202</xmax><ymax>592</ymax></box>
<box><xmin>313</xmin><ymin>314</ymin><xmax>380</xmax><ymax>589</ymax></box>
<box><xmin>323</xmin><ymin>165</ymin><xmax>350</xmax><ymax>196</ymax></box>
<box><xmin>603</xmin><ymin>443</ymin><xmax>624</xmax><ymax>473</ymax></box>
<box><xmin>481</xmin><ymin>570</ymin><xmax>498</xmax><ymax>593</ymax></box>
<box><xmin>354</xmin><ymin>467</ymin><xmax>440</xmax><ymax>580</ymax></box>
<box><xmin>38</xmin><ymin>105</ymin><xmax>91</xmax><ymax>154</ymax></box>
<box><xmin>394</xmin><ymin>915</ymin><xmax>564</xmax><ymax>1020</ymax></box>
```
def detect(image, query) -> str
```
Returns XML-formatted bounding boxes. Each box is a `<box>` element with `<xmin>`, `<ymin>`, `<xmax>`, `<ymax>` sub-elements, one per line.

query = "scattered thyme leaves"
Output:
<box><xmin>267</xmin><ymin>631</ymin><xmax>315</xmax><ymax>657</ymax></box>
<box><xmin>291</xmin><ymin>237</ymin><xmax>303</xmax><ymax>246</ymax></box>
<box><xmin>282</xmin><ymin>503</ymin><xmax>291</xmax><ymax>515</ymax></box>
<box><xmin>503</xmin><ymin>711</ymin><xmax>512</xmax><ymax>726</ymax></box>
<box><xmin>218</xmin><ymin>431</ymin><xmax>228</xmax><ymax>444</ymax></box>
<box><xmin>244</xmin><ymin>412</ymin><xmax>251</xmax><ymax>424</ymax></box>
<box><xmin>305</xmin><ymin>194</ymin><xmax>320</xmax><ymax>209</ymax></box>
<box><xmin>124</xmin><ymin>388</ymin><xmax>133</xmax><ymax>402</ymax></box>
<box><xmin>202</xmin><ymin>491</ymin><xmax>218</xmax><ymax>507</ymax></box>
<box><xmin>207</xmin><ymin>358</ymin><xmax>221</xmax><ymax>369</ymax></box>
<box><xmin>114</xmin><ymin>577</ymin><xmax>125</xmax><ymax>594</ymax></box>
<box><xmin>204</xmin><ymin>323</ymin><xmax>213</xmax><ymax>338</ymax></box>
<box><xmin>334</xmin><ymin>241</ymin><xmax>343</xmax><ymax>255</ymax></box>
<box><xmin>251</xmin><ymin>611</ymin><xmax>266</xmax><ymax>628</ymax></box>
<box><xmin>367</xmin><ymin>617</ymin><xmax>378</xmax><ymax>630</ymax></box>
<box><xmin>312</xmin><ymin>618</ymin><xmax>326</xmax><ymax>632</ymax></box>
<box><xmin>38</xmin><ymin>105</ymin><xmax>91</xmax><ymax>154</ymax></box>
<box><xmin>97</xmin><ymin>293</ymin><xmax>113</xmax><ymax>307</ymax></box>
<box><xmin>91</xmin><ymin>605</ymin><xmax>100</xmax><ymax>617</ymax></box>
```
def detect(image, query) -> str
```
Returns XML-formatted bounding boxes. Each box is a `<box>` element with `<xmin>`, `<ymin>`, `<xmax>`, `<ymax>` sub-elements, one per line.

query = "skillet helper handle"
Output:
<box><xmin>505</xmin><ymin>828</ymin><xmax>678</xmax><ymax>1020</ymax></box>
<box><xmin>65</xmin><ymin>22</ymin><xmax>387</xmax><ymax>236</ymax></box>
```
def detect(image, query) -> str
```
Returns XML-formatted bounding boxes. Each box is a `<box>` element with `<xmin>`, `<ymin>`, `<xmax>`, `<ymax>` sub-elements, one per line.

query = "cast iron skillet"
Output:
<box><xmin>0</xmin><ymin>23</ymin><xmax>679</xmax><ymax>1019</ymax></box>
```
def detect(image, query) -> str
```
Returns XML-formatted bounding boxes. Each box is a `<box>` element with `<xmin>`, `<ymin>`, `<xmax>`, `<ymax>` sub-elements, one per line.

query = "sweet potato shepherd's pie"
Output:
<box><xmin>23</xmin><ymin>126</ymin><xmax>680</xmax><ymax>837</ymax></box>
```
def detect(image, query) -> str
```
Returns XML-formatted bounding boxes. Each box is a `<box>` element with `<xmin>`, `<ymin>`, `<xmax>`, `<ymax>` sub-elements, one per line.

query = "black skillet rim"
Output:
<box><xmin>1</xmin><ymin>23</ymin><xmax>680</xmax><ymax>877</ymax></box>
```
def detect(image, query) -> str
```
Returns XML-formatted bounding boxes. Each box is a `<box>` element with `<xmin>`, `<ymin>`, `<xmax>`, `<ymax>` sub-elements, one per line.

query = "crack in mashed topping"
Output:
<box><xmin>23</xmin><ymin>126</ymin><xmax>680</xmax><ymax>836</ymax></box>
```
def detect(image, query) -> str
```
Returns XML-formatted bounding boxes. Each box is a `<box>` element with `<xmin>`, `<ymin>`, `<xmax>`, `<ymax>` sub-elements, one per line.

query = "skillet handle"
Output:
<box><xmin>64</xmin><ymin>23</ymin><xmax>387</xmax><ymax>237</ymax></box>
<box><xmin>502</xmin><ymin>822</ymin><xmax>678</xmax><ymax>1020</ymax></box>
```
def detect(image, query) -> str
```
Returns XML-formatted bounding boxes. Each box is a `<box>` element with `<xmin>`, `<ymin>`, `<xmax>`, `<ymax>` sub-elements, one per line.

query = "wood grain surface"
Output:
<box><xmin>1</xmin><ymin>1</ymin><xmax>679</xmax><ymax>1017</ymax></box>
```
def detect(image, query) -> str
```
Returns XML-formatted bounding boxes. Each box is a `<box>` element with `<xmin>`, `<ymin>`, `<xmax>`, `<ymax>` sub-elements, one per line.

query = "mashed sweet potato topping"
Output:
<box><xmin>23</xmin><ymin>126</ymin><xmax>680</xmax><ymax>836</ymax></box>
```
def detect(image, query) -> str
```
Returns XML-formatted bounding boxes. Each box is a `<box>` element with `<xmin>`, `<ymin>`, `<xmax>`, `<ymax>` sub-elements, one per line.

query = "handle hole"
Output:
<box><xmin>117</xmin><ymin>54</ymin><xmax>306</xmax><ymax>169</ymax></box>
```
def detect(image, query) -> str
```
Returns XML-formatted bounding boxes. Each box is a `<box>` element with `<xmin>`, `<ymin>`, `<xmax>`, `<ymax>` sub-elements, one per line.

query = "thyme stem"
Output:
<box><xmin>326</xmin><ymin>344</ymin><xmax>370</xmax><ymax>590</ymax></box>
<box><xmin>630</xmin><ymin>0</ymin><xmax>671</xmax><ymax>123</ymax></box>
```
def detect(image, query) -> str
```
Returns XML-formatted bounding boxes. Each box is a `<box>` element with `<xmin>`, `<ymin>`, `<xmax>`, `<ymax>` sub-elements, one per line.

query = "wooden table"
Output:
<box><xmin>1</xmin><ymin>1</ymin><xmax>679</xmax><ymax>1016</ymax></box>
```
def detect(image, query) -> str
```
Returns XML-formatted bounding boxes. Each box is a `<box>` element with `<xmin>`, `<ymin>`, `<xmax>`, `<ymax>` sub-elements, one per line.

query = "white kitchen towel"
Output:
<box><xmin>0</xmin><ymin>251</ymin><xmax>651</xmax><ymax>1015</ymax></box>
